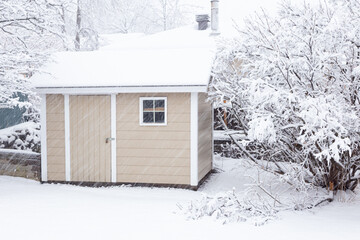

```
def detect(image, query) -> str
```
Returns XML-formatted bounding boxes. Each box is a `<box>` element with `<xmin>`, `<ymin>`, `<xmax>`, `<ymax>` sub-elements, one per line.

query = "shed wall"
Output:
<box><xmin>46</xmin><ymin>94</ymin><xmax>66</xmax><ymax>181</ymax></box>
<box><xmin>116</xmin><ymin>93</ymin><xmax>191</xmax><ymax>185</ymax></box>
<box><xmin>198</xmin><ymin>93</ymin><xmax>213</xmax><ymax>181</ymax></box>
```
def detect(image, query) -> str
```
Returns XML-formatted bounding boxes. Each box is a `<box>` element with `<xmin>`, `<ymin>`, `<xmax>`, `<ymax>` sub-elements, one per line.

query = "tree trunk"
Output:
<box><xmin>75</xmin><ymin>0</ymin><xmax>81</xmax><ymax>51</ymax></box>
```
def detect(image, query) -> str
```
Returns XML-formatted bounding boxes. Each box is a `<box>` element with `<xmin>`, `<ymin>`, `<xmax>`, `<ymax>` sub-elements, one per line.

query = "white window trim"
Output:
<box><xmin>139</xmin><ymin>97</ymin><xmax>167</xmax><ymax>126</ymax></box>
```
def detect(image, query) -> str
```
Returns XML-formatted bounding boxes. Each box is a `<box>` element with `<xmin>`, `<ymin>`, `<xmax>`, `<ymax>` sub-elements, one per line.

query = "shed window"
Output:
<box><xmin>140</xmin><ymin>97</ymin><xmax>167</xmax><ymax>125</ymax></box>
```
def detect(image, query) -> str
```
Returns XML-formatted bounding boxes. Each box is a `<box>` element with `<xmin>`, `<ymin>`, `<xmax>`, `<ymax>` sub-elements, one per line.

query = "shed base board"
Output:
<box><xmin>42</xmin><ymin>181</ymin><xmax>199</xmax><ymax>190</ymax></box>
<box><xmin>41</xmin><ymin>172</ymin><xmax>213</xmax><ymax>191</ymax></box>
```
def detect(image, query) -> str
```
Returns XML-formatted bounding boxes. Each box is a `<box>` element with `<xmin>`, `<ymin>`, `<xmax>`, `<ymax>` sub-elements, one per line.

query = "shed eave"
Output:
<box><xmin>34</xmin><ymin>85</ymin><xmax>209</xmax><ymax>94</ymax></box>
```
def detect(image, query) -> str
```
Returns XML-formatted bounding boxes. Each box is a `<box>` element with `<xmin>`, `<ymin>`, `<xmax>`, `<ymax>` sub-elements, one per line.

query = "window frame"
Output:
<box><xmin>139</xmin><ymin>97</ymin><xmax>167</xmax><ymax>126</ymax></box>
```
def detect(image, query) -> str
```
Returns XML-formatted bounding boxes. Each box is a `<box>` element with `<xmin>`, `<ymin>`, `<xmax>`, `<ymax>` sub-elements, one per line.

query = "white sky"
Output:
<box><xmin>193</xmin><ymin>0</ymin><xmax>308</xmax><ymax>36</ymax></box>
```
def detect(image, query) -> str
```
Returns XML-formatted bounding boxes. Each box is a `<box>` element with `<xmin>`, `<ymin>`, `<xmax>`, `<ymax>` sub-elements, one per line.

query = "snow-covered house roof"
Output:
<box><xmin>32</xmin><ymin>26</ymin><xmax>216</xmax><ymax>94</ymax></box>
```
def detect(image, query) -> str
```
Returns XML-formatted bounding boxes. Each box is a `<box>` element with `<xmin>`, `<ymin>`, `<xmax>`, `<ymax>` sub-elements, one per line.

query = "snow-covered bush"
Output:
<box><xmin>180</xmin><ymin>157</ymin><xmax>335</xmax><ymax>225</ymax></box>
<box><xmin>181</xmin><ymin>189</ymin><xmax>278</xmax><ymax>226</ymax></box>
<box><xmin>210</xmin><ymin>0</ymin><xmax>360</xmax><ymax>191</ymax></box>
<box><xmin>0</xmin><ymin>122</ymin><xmax>41</xmax><ymax>153</ymax></box>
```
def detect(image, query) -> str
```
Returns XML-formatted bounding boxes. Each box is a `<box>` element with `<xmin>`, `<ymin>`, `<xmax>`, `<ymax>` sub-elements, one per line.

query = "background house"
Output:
<box><xmin>0</xmin><ymin>93</ymin><xmax>28</xmax><ymax>129</ymax></box>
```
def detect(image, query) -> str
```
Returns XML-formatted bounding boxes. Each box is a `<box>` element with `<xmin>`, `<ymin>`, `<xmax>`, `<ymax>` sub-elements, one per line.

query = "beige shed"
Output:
<box><xmin>32</xmin><ymin>26</ymin><xmax>216</xmax><ymax>189</ymax></box>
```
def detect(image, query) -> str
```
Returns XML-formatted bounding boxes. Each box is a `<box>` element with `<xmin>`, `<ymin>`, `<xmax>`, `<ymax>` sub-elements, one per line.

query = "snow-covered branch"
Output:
<box><xmin>0</xmin><ymin>0</ymin><xmax>66</xmax><ymax>109</ymax></box>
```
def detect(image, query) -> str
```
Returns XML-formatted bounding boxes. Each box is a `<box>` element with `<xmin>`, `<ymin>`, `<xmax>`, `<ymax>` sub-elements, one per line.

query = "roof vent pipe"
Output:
<box><xmin>196</xmin><ymin>14</ymin><xmax>210</xmax><ymax>30</ymax></box>
<box><xmin>211</xmin><ymin>0</ymin><xmax>219</xmax><ymax>34</ymax></box>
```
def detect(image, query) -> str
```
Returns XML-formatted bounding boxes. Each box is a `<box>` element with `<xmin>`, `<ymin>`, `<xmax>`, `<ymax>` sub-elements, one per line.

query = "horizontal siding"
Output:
<box><xmin>117</xmin><ymin>166</ymin><xmax>189</xmax><ymax>176</ymax></box>
<box><xmin>47</xmin><ymin>121</ymin><xmax>65</xmax><ymax>131</ymax></box>
<box><xmin>47</xmin><ymin>164</ymin><xmax>65</xmax><ymax>173</ymax></box>
<box><xmin>47</xmin><ymin>139</ymin><xmax>65</xmax><ymax>148</ymax></box>
<box><xmin>46</xmin><ymin>131</ymin><xmax>65</xmax><ymax>140</ymax></box>
<box><xmin>117</xmin><ymin>140</ymin><xmax>190</xmax><ymax>149</ymax></box>
<box><xmin>46</xmin><ymin>94</ymin><xmax>65</xmax><ymax>181</ymax></box>
<box><xmin>47</xmin><ymin>172</ymin><xmax>66</xmax><ymax>181</ymax></box>
<box><xmin>117</xmin><ymin>122</ymin><xmax>190</xmax><ymax>132</ymax></box>
<box><xmin>47</xmin><ymin>148</ymin><xmax>65</xmax><ymax>156</ymax></box>
<box><xmin>117</xmin><ymin>157</ymin><xmax>189</xmax><ymax>167</ymax></box>
<box><xmin>45</xmin><ymin>156</ymin><xmax>65</xmax><ymax>165</ymax></box>
<box><xmin>117</xmin><ymin>148</ymin><xmax>190</xmax><ymax>158</ymax></box>
<box><xmin>46</xmin><ymin>95</ymin><xmax>64</xmax><ymax>114</ymax></box>
<box><xmin>116</xmin><ymin>93</ymin><xmax>191</xmax><ymax>185</ymax></box>
<box><xmin>116</xmin><ymin>174</ymin><xmax>189</xmax><ymax>185</ymax></box>
<box><xmin>116</xmin><ymin>131</ymin><xmax>189</xmax><ymax>141</ymax></box>
<box><xmin>198</xmin><ymin>93</ymin><xmax>213</xmax><ymax>182</ymax></box>
<box><xmin>47</xmin><ymin>113</ymin><xmax>65</xmax><ymax>122</ymax></box>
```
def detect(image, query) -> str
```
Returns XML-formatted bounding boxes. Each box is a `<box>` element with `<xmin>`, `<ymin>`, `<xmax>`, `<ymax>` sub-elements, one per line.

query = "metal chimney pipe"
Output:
<box><xmin>211</xmin><ymin>0</ymin><xmax>219</xmax><ymax>33</ymax></box>
<box><xmin>196</xmin><ymin>14</ymin><xmax>210</xmax><ymax>30</ymax></box>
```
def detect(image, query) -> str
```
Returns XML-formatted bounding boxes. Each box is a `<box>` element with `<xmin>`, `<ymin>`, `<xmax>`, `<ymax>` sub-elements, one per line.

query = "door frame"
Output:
<box><xmin>64</xmin><ymin>94</ymin><xmax>117</xmax><ymax>182</ymax></box>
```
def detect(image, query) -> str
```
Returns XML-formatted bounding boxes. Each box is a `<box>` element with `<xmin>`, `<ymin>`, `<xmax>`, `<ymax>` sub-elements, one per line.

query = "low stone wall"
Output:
<box><xmin>0</xmin><ymin>150</ymin><xmax>40</xmax><ymax>181</ymax></box>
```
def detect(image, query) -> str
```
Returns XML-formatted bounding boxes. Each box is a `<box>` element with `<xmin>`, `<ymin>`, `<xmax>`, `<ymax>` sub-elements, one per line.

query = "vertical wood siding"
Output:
<box><xmin>198</xmin><ymin>93</ymin><xmax>213</xmax><ymax>181</ymax></box>
<box><xmin>70</xmin><ymin>95</ymin><xmax>111</xmax><ymax>182</ymax></box>
<box><xmin>46</xmin><ymin>94</ymin><xmax>66</xmax><ymax>181</ymax></box>
<box><xmin>116</xmin><ymin>93</ymin><xmax>191</xmax><ymax>185</ymax></box>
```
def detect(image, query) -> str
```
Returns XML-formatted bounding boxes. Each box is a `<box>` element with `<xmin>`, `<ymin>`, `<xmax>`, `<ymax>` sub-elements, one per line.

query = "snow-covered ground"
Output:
<box><xmin>0</xmin><ymin>157</ymin><xmax>359</xmax><ymax>240</ymax></box>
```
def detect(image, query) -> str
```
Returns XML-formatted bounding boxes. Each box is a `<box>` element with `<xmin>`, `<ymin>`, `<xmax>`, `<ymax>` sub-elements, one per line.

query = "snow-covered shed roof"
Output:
<box><xmin>32</xmin><ymin>26</ymin><xmax>216</xmax><ymax>94</ymax></box>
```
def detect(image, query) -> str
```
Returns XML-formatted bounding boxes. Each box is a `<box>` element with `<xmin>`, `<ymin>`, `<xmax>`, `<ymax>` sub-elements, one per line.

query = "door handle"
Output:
<box><xmin>106</xmin><ymin>137</ymin><xmax>115</xmax><ymax>143</ymax></box>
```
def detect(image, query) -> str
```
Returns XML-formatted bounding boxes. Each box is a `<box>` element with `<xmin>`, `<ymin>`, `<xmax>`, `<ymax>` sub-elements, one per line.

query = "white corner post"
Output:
<box><xmin>111</xmin><ymin>94</ymin><xmax>117</xmax><ymax>183</ymax></box>
<box><xmin>211</xmin><ymin>102</ymin><xmax>215</xmax><ymax>170</ymax></box>
<box><xmin>64</xmin><ymin>94</ymin><xmax>71</xmax><ymax>181</ymax></box>
<box><xmin>190</xmin><ymin>92</ymin><xmax>199</xmax><ymax>186</ymax></box>
<box><xmin>40</xmin><ymin>94</ymin><xmax>47</xmax><ymax>182</ymax></box>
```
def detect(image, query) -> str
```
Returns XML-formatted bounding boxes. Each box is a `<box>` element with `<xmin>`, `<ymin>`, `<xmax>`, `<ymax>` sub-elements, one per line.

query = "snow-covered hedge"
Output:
<box><xmin>0</xmin><ymin>122</ymin><xmax>40</xmax><ymax>153</ymax></box>
<box><xmin>210</xmin><ymin>0</ymin><xmax>360</xmax><ymax>191</ymax></box>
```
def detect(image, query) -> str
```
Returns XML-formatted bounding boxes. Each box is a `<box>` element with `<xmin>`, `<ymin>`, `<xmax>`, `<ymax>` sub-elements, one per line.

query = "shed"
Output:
<box><xmin>32</xmin><ymin>26</ymin><xmax>216</xmax><ymax>189</ymax></box>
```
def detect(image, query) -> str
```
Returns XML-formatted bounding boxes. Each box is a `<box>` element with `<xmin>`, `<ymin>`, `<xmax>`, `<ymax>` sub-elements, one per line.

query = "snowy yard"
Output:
<box><xmin>0</xmin><ymin>157</ymin><xmax>359</xmax><ymax>240</ymax></box>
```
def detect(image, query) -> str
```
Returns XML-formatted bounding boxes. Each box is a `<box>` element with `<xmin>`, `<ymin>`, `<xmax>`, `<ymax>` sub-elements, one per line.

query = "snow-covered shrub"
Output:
<box><xmin>0</xmin><ymin>122</ymin><xmax>41</xmax><ymax>152</ymax></box>
<box><xmin>180</xmin><ymin>189</ymin><xmax>278</xmax><ymax>226</ymax></box>
<box><xmin>180</xmin><ymin>157</ymin><xmax>335</xmax><ymax>225</ymax></box>
<box><xmin>210</xmin><ymin>0</ymin><xmax>360</xmax><ymax>191</ymax></box>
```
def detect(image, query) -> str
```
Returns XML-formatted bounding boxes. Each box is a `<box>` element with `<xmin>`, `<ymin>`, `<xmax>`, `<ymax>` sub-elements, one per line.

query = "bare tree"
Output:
<box><xmin>75</xmin><ymin>0</ymin><xmax>81</xmax><ymax>50</ymax></box>
<box><xmin>0</xmin><ymin>0</ymin><xmax>66</xmax><ymax>109</ymax></box>
<box><xmin>152</xmin><ymin>0</ymin><xmax>190</xmax><ymax>31</ymax></box>
<box><xmin>72</xmin><ymin>0</ymin><xmax>202</xmax><ymax>34</ymax></box>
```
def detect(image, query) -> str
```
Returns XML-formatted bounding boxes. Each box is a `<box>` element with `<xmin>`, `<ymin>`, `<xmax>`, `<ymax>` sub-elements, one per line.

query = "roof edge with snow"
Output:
<box><xmin>35</xmin><ymin>85</ymin><xmax>209</xmax><ymax>94</ymax></box>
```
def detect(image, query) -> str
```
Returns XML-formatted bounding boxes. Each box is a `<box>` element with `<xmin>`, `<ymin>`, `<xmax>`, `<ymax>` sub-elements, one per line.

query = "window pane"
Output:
<box><xmin>155</xmin><ymin>100</ymin><xmax>165</xmax><ymax>111</ymax></box>
<box><xmin>143</xmin><ymin>100</ymin><xmax>153</xmax><ymax>111</ymax></box>
<box><xmin>155</xmin><ymin>112</ymin><xmax>165</xmax><ymax>123</ymax></box>
<box><xmin>143</xmin><ymin>112</ymin><xmax>154</xmax><ymax>123</ymax></box>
